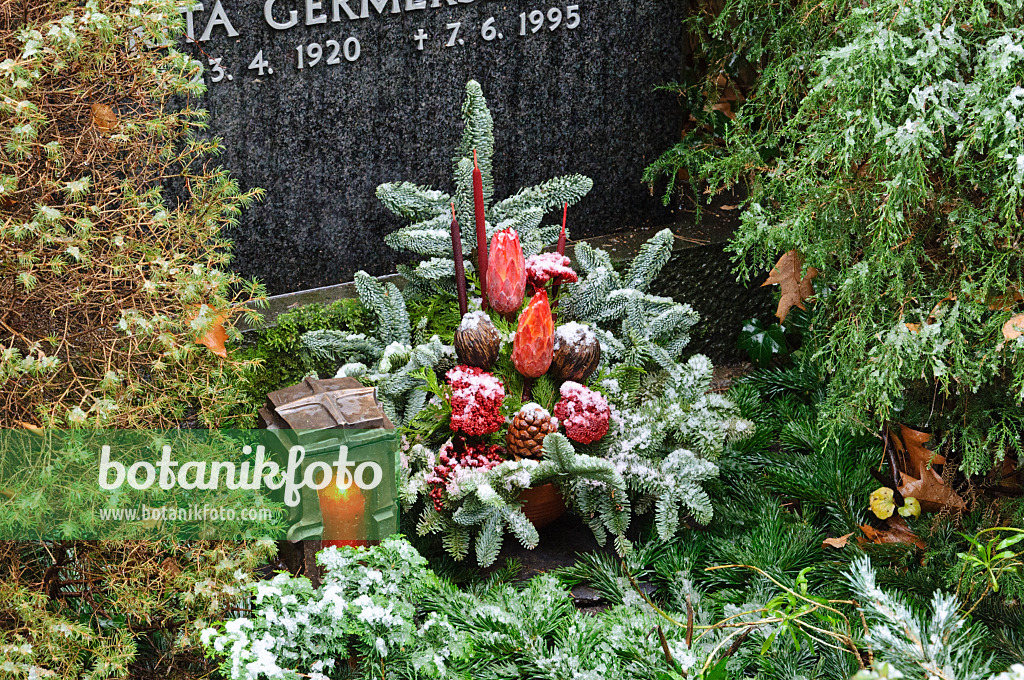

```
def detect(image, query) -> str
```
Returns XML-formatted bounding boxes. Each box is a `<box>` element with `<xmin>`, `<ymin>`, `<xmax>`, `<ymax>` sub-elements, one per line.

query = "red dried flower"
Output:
<box><xmin>425</xmin><ymin>437</ymin><xmax>505</xmax><ymax>510</ymax></box>
<box><xmin>511</xmin><ymin>289</ymin><xmax>554</xmax><ymax>378</ymax></box>
<box><xmin>525</xmin><ymin>252</ymin><xmax>578</xmax><ymax>290</ymax></box>
<box><xmin>446</xmin><ymin>364</ymin><xmax>506</xmax><ymax>436</ymax></box>
<box><xmin>486</xmin><ymin>229</ymin><xmax>526</xmax><ymax>315</ymax></box>
<box><xmin>553</xmin><ymin>381</ymin><xmax>610</xmax><ymax>444</ymax></box>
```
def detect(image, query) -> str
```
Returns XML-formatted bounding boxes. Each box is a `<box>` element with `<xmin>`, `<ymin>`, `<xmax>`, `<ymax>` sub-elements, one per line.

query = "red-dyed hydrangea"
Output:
<box><xmin>553</xmin><ymin>381</ymin><xmax>610</xmax><ymax>444</ymax></box>
<box><xmin>525</xmin><ymin>252</ymin><xmax>578</xmax><ymax>290</ymax></box>
<box><xmin>447</xmin><ymin>365</ymin><xmax>506</xmax><ymax>436</ymax></box>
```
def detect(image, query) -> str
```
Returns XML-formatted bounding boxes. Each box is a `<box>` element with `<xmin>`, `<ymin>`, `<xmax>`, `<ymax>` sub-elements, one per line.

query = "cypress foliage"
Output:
<box><xmin>646</xmin><ymin>0</ymin><xmax>1024</xmax><ymax>476</ymax></box>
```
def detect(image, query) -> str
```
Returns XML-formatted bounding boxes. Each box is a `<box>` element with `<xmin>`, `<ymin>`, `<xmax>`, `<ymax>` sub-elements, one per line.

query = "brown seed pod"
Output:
<box><xmin>453</xmin><ymin>311</ymin><xmax>501</xmax><ymax>370</ymax></box>
<box><xmin>506</xmin><ymin>403</ymin><xmax>558</xmax><ymax>459</ymax></box>
<box><xmin>551</xmin><ymin>322</ymin><xmax>601</xmax><ymax>383</ymax></box>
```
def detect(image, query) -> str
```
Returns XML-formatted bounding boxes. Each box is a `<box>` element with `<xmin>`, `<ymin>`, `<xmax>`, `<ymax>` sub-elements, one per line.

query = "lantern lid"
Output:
<box><xmin>258</xmin><ymin>377</ymin><xmax>392</xmax><ymax>431</ymax></box>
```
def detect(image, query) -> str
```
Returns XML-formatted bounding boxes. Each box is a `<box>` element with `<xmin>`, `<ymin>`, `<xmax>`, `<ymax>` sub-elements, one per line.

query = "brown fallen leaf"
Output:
<box><xmin>91</xmin><ymin>103</ymin><xmax>117</xmax><ymax>132</ymax></box>
<box><xmin>892</xmin><ymin>424</ymin><xmax>965</xmax><ymax>513</ymax></box>
<box><xmin>16</xmin><ymin>420</ymin><xmax>43</xmax><ymax>434</ymax></box>
<box><xmin>857</xmin><ymin>516</ymin><xmax>927</xmax><ymax>550</ymax></box>
<box><xmin>161</xmin><ymin>556</ymin><xmax>182</xmax><ymax>577</ymax></box>
<box><xmin>711</xmin><ymin>101</ymin><xmax>735</xmax><ymax>120</ymax></box>
<box><xmin>189</xmin><ymin>307</ymin><xmax>230</xmax><ymax>359</ymax></box>
<box><xmin>926</xmin><ymin>294</ymin><xmax>956</xmax><ymax>325</ymax></box>
<box><xmin>719</xmin><ymin>204</ymin><xmax>738</xmax><ymax>211</ymax></box>
<box><xmin>1003</xmin><ymin>314</ymin><xmax>1024</xmax><ymax>340</ymax></box>
<box><xmin>761</xmin><ymin>250</ymin><xmax>818</xmax><ymax>322</ymax></box>
<box><xmin>983</xmin><ymin>284</ymin><xmax>1024</xmax><ymax>311</ymax></box>
<box><xmin>905</xmin><ymin>322</ymin><xmax>921</xmax><ymax>333</ymax></box>
<box><xmin>0</xmin><ymin>489</ymin><xmax>14</xmax><ymax>501</ymax></box>
<box><xmin>822</xmin><ymin>533</ymin><xmax>853</xmax><ymax>549</ymax></box>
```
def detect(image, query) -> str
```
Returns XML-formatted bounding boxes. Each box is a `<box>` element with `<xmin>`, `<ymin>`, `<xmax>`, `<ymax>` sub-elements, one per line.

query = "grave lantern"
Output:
<box><xmin>258</xmin><ymin>377</ymin><xmax>400</xmax><ymax>581</ymax></box>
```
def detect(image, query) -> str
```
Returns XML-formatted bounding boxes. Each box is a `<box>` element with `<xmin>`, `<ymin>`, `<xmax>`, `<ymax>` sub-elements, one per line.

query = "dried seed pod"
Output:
<box><xmin>453</xmin><ymin>311</ymin><xmax>501</xmax><ymax>370</ymax></box>
<box><xmin>551</xmin><ymin>322</ymin><xmax>600</xmax><ymax>383</ymax></box>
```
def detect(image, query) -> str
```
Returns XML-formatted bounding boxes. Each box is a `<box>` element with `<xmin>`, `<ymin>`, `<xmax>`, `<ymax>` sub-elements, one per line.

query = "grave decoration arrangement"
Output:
<box><xmin>300</xmin><ymin>81</ymin><xmax>752</xmax><ymax>566</ymax></box>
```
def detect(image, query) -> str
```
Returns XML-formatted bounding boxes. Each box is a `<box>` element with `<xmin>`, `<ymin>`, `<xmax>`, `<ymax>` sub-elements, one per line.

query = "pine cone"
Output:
<box><xmin>506</xmin><ymin>403</ymin><xmax>558</xmax><ymax>459</ymax></box>
<box><xmin>454</xmin><ymin>311</ymin><xmax>501</xmax><ymax>369</ymax></box>
<box><xmin>551</xmin><ymin>322</ymin><xmax>601</xmax><ymax>383</ymax></box>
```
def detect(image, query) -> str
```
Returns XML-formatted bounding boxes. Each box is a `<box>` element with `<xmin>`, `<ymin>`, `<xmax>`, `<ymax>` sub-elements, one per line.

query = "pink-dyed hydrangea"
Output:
<box><xmin>525</xmin><ymin>252</ymin><xmax>578</xmax><ymax>290</ymax></box>
<box><xmin>446</xmin><ymin>365</ymin><xmax>506</xmax><ymax>436</ymax></box>
<box><xmin>553</xmin><ymin>381</ymin><xmax>610</xmax><ymax>444</ymax></box>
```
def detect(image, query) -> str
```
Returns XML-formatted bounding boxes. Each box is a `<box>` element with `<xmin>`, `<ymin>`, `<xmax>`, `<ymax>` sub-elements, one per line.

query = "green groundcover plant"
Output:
<box><xmin>647</xmin><ymin>0</ymin><xmax>1024</xmax><ymax>476</ymax></box>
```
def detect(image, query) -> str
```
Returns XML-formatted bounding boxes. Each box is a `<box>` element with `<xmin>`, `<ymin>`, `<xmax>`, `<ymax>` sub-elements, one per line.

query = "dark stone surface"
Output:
<box><xmin>186</xmin><ymin>0</ymin><xmax>688</xmax><ymax>294</ymax></box>
<box><xmin>653</xmin><ymin>243</ymin><xmax>774</xmax><ymax>365</ymax></box>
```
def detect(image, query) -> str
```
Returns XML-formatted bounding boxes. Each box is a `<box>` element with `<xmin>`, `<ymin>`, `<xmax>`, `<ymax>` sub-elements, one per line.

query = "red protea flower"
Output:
<box><xmin>553</xmin><ymin>381</ymin><xmax>610</xmax><ymax>444</ymax></box>
<box><xmin>486</xmin><ymin>228</ymin><xmax>526</xmax><ymax>315</ymax></box>
<box><xmin>525</xmin><ymin>252</ymin><xmax>578</xmax><ymax>290</ymax></box>
<box><xmin>512</xmin><ymin>289</ymin><xmax>554</xmax><ymax>378</ymax></box>
<box><xmin>446</xmin><ymin>365</ymin><xmax>506</xmax><ymax>436</ymax></box>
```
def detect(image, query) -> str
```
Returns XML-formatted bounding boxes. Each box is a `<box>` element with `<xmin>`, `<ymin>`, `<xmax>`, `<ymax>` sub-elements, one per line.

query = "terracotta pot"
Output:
<box><xmin>518</xmin><ymin>483</ymin><xmax>566</xmax><ymax>529</ymax></box>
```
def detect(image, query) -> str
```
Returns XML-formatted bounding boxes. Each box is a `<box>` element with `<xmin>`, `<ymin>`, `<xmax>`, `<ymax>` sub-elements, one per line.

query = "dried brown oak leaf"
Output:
<box><xmin>892</xmin><ymin>425</ymin><xmax>965</xmax><ymax>513</ymax></box>
<box><xmin>857</xmin><ymin>516</ymin><xmax>927</xmax><ymax>550</ymax></box>
<box><xmin>761</xmin><ymin>250</ymin><xmax>818</xmax><ymax>322</ymax></box>
<box><xmin>1002</xmin><ymin>313</ymin><xmax>1024</xmax><ymax>341</ymax></box>
<box><xmin>91</xmin><ymin>103</ymin><xmax>117</xmax><ymax>132</ymax></box>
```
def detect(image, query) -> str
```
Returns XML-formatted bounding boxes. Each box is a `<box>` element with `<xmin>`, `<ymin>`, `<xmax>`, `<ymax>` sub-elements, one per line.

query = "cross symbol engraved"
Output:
<box><xmin>413</xmin><ymin>28</ymin><xmax>429</xmax><ymax>51</ymax></box>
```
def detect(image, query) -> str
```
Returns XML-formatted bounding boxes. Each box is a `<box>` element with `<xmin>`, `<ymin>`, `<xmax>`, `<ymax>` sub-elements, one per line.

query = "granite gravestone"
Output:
<box><xmin>184</xmin><ymin>0</ymin><xmax>687</xmax><ymax>294</ymax></box>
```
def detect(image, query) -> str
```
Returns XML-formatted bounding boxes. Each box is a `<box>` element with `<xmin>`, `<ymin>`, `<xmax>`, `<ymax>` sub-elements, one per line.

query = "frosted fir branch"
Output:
<box><xmin>491</xmin><ymin>174</ymin><xmax>594</xmax><ymax>222</ymax></box>
<box><xmin>502</xmin><ymin>505</ymin><xmax>540</xmax><ymax>548</ymax></box>
<box><xmin>572</xmin><ymin>240</ymin><xmax>618</xmax><ymax>277</ymax></box>
<box><xmin>300</xmin><ymin>330</ymin><xmax>383</xmax><ymax>364</ymax></box>
<box><xmin>625</xmin><ymin>228</ymin><xmax>674</xmax><ymax>292</ymax></box>
<box><xmin>848</xmin><ymin>557</ymin><xmax>994</xmax><ymax>680</ymax></box>
<box><xmin>454</xmin><ymin>80</ymin><xmax>495</xmax><ymax>202</ymax></box>
<box><xmin>452</xmin><ymin>156</ymin><xmax>477</xmax><ymax>235</ymax></box>
<box><xmin>384</xmin><ymin>214</ymin><xmax>466</xmax><ymax>257</ymax></box>
<box><xmin>489</xmin><ymin>206</ymin><xmax>544</xmax><ymax>240</ymax></box>
<box><xmin>354</xmin><ymin>272</ymin><xmax>411</xmax><ymax>346</ymax></box>
<box><xmin>376</xmin><ymin>182</ymin><xmax>451</xmax><ymax>221</ymax></box>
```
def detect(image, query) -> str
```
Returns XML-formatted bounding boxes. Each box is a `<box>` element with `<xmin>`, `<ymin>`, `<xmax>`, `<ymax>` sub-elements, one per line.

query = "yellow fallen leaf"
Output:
<box><xmin>869</xmin><ymin>487</ymin><xmax>895</xmax><ymax>520</ymax></box>
<box><xmin>898</xmin><ymin>497</ymin><xmax>922</xmax><ymax>518</ymax></box>
<box><xmin>16</xmin><ymin>420</ymin><xmax>43</xmax><ymax>435</ymax></box>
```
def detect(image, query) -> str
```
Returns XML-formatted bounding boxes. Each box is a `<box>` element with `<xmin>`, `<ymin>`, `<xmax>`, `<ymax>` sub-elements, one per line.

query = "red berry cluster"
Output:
<box><xmin>425</xmin><ymin>438</ymin><xmax>505</xmax><ymax>511</ymax></box>
<box><xmin>553</xmin><ymin>381</ymin><xmax>611</xmax><ymax>444</ymax></box>
<box><xmin>447</xmin><ymin>365</ymin><xmax>506</xmax><ymax>436</ymax></box>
